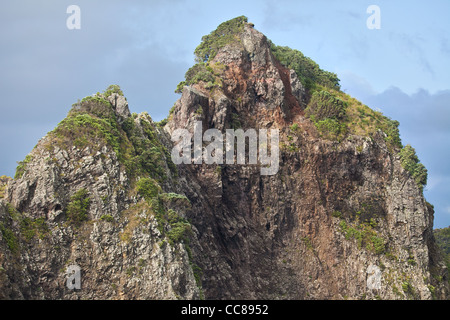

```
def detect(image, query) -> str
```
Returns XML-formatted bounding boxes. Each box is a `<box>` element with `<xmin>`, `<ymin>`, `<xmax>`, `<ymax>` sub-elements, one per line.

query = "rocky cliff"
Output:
<box><xmin>0</xmin><ymin>16</ymin><xmax>448</xmax><ymax>300</ymax></box>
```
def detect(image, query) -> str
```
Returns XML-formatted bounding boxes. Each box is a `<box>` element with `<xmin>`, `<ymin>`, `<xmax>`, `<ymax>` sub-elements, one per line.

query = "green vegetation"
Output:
<box><xmin>100</xmin><ymin>214</ymin><xmax>115</xmax><ymax>223</ymax></box>
<box><xmin>332</xmin><ymin>211</ymin><xmax>342</xmax><ymax>218</ymax></box>
<box><xmin>14</xmin><ymin>155</ymin><xmax>33</xmax><ymax>180</ymax></box>
<box><xmin>399</xmin><ymin>145</ymin><xmax>428</xmax><ymax>191</ymax></box>
<box><xmin>339</xmin><ymin>219</ymin><xmax>386</xmax><ymax>255</ymax></box>
<box><xmin>121</xmin><ymin>114</ymin><xmax>177</xmax><ymax>181</ymax></box>
<box><xmin>290</xmin><ymin>123</ymin><xmax>299</xmax><ymax>132</ymax></box>
<box><xmin>427</xmin><ymin>284</ymin><xmax>436</xmax><ymax>300</ymax></box>
<box><xmin>191</xmin><ymin>263</ymin><xmax>203</xmax><ymax>293</ymax></box>
<box><xmin>312</xmin><ymin>117</ymin><xmax>348</xmax><ymax>141</ymax></box>
<box><xmin>267</xmin><ymin>33</ymin><xmax>403</xmax><ymax>149</ymax></box>
<box><xmin>184</xmin><ymin>244</ymin><xmax>204</xmax><ymax>299</ymax></box>
<box><xmin>1</xmin><ymin>204</ymin><xmax>20</xmax><ymax>254</ymax></box>
<box><xmin>175</xmin><ymin>62</ymin><xmax>224</xmax><ymax>93</ymax></box>
<box><xmin>79</xmin><ymin>95</ymin><xmax>111</xmax><ymax>111</ymax></box>
<box><xmin>380</xmin><ymin>118</ymin><xmax>402</xmax><ymax>150</ymax></box>
<box><xmin>66</xmin><ymin>188</ymin><xmax>91</xmax><ymax>227</ymax></box>
<box><xmin>165</xmin><ymin>209</ymin><xmax>192</xmax><ymax>246</ymax></box>
<box><xmin>0</xmin><ymin>202</ymin><xmax>51</xmax><ymax>255</ymax></box>
<box><xmin>136</xmin><ymin>177</ymin><xmax>161</xmax><ymax>201</ymax></box>
<box><xmin>160</xmin><ymin>192</ymin><xmax>191</xmax><ymax>206</ymax></box>
<box><xmin>53</xmin><ymin>113</ymin><xmax>122</xmax><ymax>154</ymax></box>
<box><xmin>194</xmin><ymin>15</ymin><xmax>248</xmax><ymax>63</ymax></box>
<box><xmin>195</xmin><ymin>105</ymin><xmax>203</xmax><ymax>116</ymax></box>
<box><xmin>103</xmin><ymin>84</ymin><xmax>124</xmax><ymax>97</ymax></box>
<box><xmin>300</xmin><ymin>86</ymin><xmax>403</xmax><ymax>148</ymax></box>
<box><xmin>434</xmin><ymin>227</ymin><xmax>450</xmax><ymax>272</ymax></box>
<box><xmin>280</xmin><ymin>81</ymin><xmax>402</xmax><ymax>151</ymax></box>
<box><xmin>407</xmin><ymin>250</ymin><xmax>416</xmax><ymax>266</ymax></box>
<box><xmin>19</xmin><ymin>217</ymin><xmax>49</xmax><ymax>241</ymax></box>
<box><xmin>0</xmin><ymin>176</ymin><xmax>10</xmax><ymax>198</ymax></box>
<box><xmin>306</xmin><ymin>90</ymin><xmax>347</xmax><ymax>120</ymax></box>
<box><xmin>0</xmin><ymin>221</ymin><xmax>19</xmax><ymax>254</ymax></box>
<box><xmin>176</xmin><ymin>63</ymin><xmax>214</xmax><ymax>93</ymax></box>
<box><xmin>269</xmin><ymin>44</ymin><xmax>340</xmax><ymax>91</ymax></box>
<box><xmin>51</xmin><ymin>89</ymin><xmax>127</xmax><ymax>159</ymax></box>
<box><xmin>135</xmin><ymin>177</ymin><xmax>192</xmax><ymax>246</ymax></box>
<box><xmin>305</xmin><ymin>89</ymin><xmax>348</xmax><ymax>141</ymax></box>
<box><xmin>230</xmin><ymin>113</ymin><xmax>242</xmax><ymax>129</ymax></box>
<box><xmin>175</xmin><ymin>16</ymin><xmax>246</xmax><ymax>93</ymax></box>
<box><xmin>301</xmin><ymin>236</ymin><xmax>314</xmax><ymax>251</ymax></box>
<box><xmin>401</xmin><ymin>280</ymin><xmax>416</xmax><ymax>299</ymax></box>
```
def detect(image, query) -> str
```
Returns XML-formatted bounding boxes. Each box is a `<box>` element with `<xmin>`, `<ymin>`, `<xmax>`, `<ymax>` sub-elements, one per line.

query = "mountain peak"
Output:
<box><xmin>71</xmin><ymin>84</ymin><xmax>131</xmax><ymax>121</ymax></box>
<box><xmin>194</xmin><ymin>15</ymin><xmax>250</xmax><ymax>63</ymax></box>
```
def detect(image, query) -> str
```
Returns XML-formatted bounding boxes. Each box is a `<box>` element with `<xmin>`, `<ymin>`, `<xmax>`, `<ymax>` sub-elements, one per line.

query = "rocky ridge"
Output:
<box><xmin>0</xmin><ymin>17</ymin><xmax>448</xmax><ymax>300</ymax></box>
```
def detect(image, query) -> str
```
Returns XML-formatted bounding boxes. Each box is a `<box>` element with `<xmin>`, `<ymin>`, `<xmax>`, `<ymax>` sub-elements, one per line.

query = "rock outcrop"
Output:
<box><xmin>0</xmin><ymin>17</ymin><xmax>448</xmax><ymax>300</ymax></box>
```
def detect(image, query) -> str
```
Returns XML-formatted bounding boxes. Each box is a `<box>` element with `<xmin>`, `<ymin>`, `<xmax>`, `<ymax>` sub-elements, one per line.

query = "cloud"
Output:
<box><xmin>261</xmin><ymin>0</ymin><xmax>313</xmax><ymax>31</ymax></box>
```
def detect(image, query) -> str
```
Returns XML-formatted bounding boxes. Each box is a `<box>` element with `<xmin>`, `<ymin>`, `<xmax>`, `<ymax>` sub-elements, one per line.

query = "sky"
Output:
<box><xmin>0</xmin><ymin>0</ymin><xmax>449</xmax><ymax>228</ymax></box>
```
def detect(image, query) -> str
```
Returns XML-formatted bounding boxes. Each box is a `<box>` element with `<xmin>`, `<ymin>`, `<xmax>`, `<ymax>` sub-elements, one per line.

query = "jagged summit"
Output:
<box><xmin>169</xmin><ymin>16</ymin><xmax>403</xmax><ymax>156</ymax></box>
<box><xmin>0</xmin><ymin>17</ymin><xmax>448</xmax><ymax>300</ymax></box>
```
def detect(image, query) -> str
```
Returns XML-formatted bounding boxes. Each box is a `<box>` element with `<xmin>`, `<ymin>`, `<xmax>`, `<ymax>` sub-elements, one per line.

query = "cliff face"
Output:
<box><xmin>0</xmin><ymin>17</ymin><xmax>448</xmax><ymax>300</ymax></box>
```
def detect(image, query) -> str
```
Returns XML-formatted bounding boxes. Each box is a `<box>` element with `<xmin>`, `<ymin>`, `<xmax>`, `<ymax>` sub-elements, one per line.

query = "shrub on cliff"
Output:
<box><xmin>270</xmin><ymin>44</ymin><xmax>340</xmax><ymax>91</ymax></box>
<box><xmin>306</xmin><ymin>90</ymin><xmax>348</xmax><ymax>120</ymax></box>
<box><xmin>103</xmin><ymin>84</ymin><xmax>124</xmax><ymax>97</ymax></box>
<box><xmin>305</xmin><ymin>90</ymin><xmax>348</xmax><ymax>141</ymax></box>
<box><xmin>194</xmin><ymin>15</ymin><xmax>248</xmax><ymax>63</ymax></box>
<box><xmin>399</xmin><ymin>144</ymin><xmax>428</xmax><ymax>191</ymax></box>
<box><xmin>66</xmin><ymin>188</ymin><xmax>91</xmax><ymax>227</ymax></box>
<box><xmin>14</xmin><ymin>155</ymin><xmax>33</xmax><ymax>180</ymax></box>
<box><xmin>175</xmin><ymin>63</ymin><xmax>217</xmax><ymax>93</ymax></box>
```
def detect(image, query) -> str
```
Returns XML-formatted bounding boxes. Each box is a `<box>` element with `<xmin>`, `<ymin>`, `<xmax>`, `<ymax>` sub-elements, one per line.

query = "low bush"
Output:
<box><xmin>14</xmin><ymin>155</ymin><xmax>33</xmax><ymax>180</ymax></box>
<box><xmin>270</xmin><ymin>44</ymin><xmax>340</xmax><ymax>90</ymax></box>
<box><xmin>399</xmin><ymin>145</ymin><xmax>427</xmax><ymax>191</ymax></box>
<box><xmin>305</xmin><ymin>90</ymin><xmax>347</xmax><ymax>121</ymax></box>
<box><xmin>66</xmin><ymin>188</ymin><xmax>91</xmax><ymax>227</ymax></box>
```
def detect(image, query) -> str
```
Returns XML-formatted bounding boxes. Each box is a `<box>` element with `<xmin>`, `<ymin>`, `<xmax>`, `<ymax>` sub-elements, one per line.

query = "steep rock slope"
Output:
<box><xmin>0</xmin><ymin>17</ymin><xmax>448</xmax><ymax>300</ymax></box>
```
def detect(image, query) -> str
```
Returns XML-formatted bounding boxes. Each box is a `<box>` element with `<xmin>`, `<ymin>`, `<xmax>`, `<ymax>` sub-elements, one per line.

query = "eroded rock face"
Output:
<box><xmin>0</xmin><ymin>22</ymin><xmax>447</xmax><ymax>300</ymax></box>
